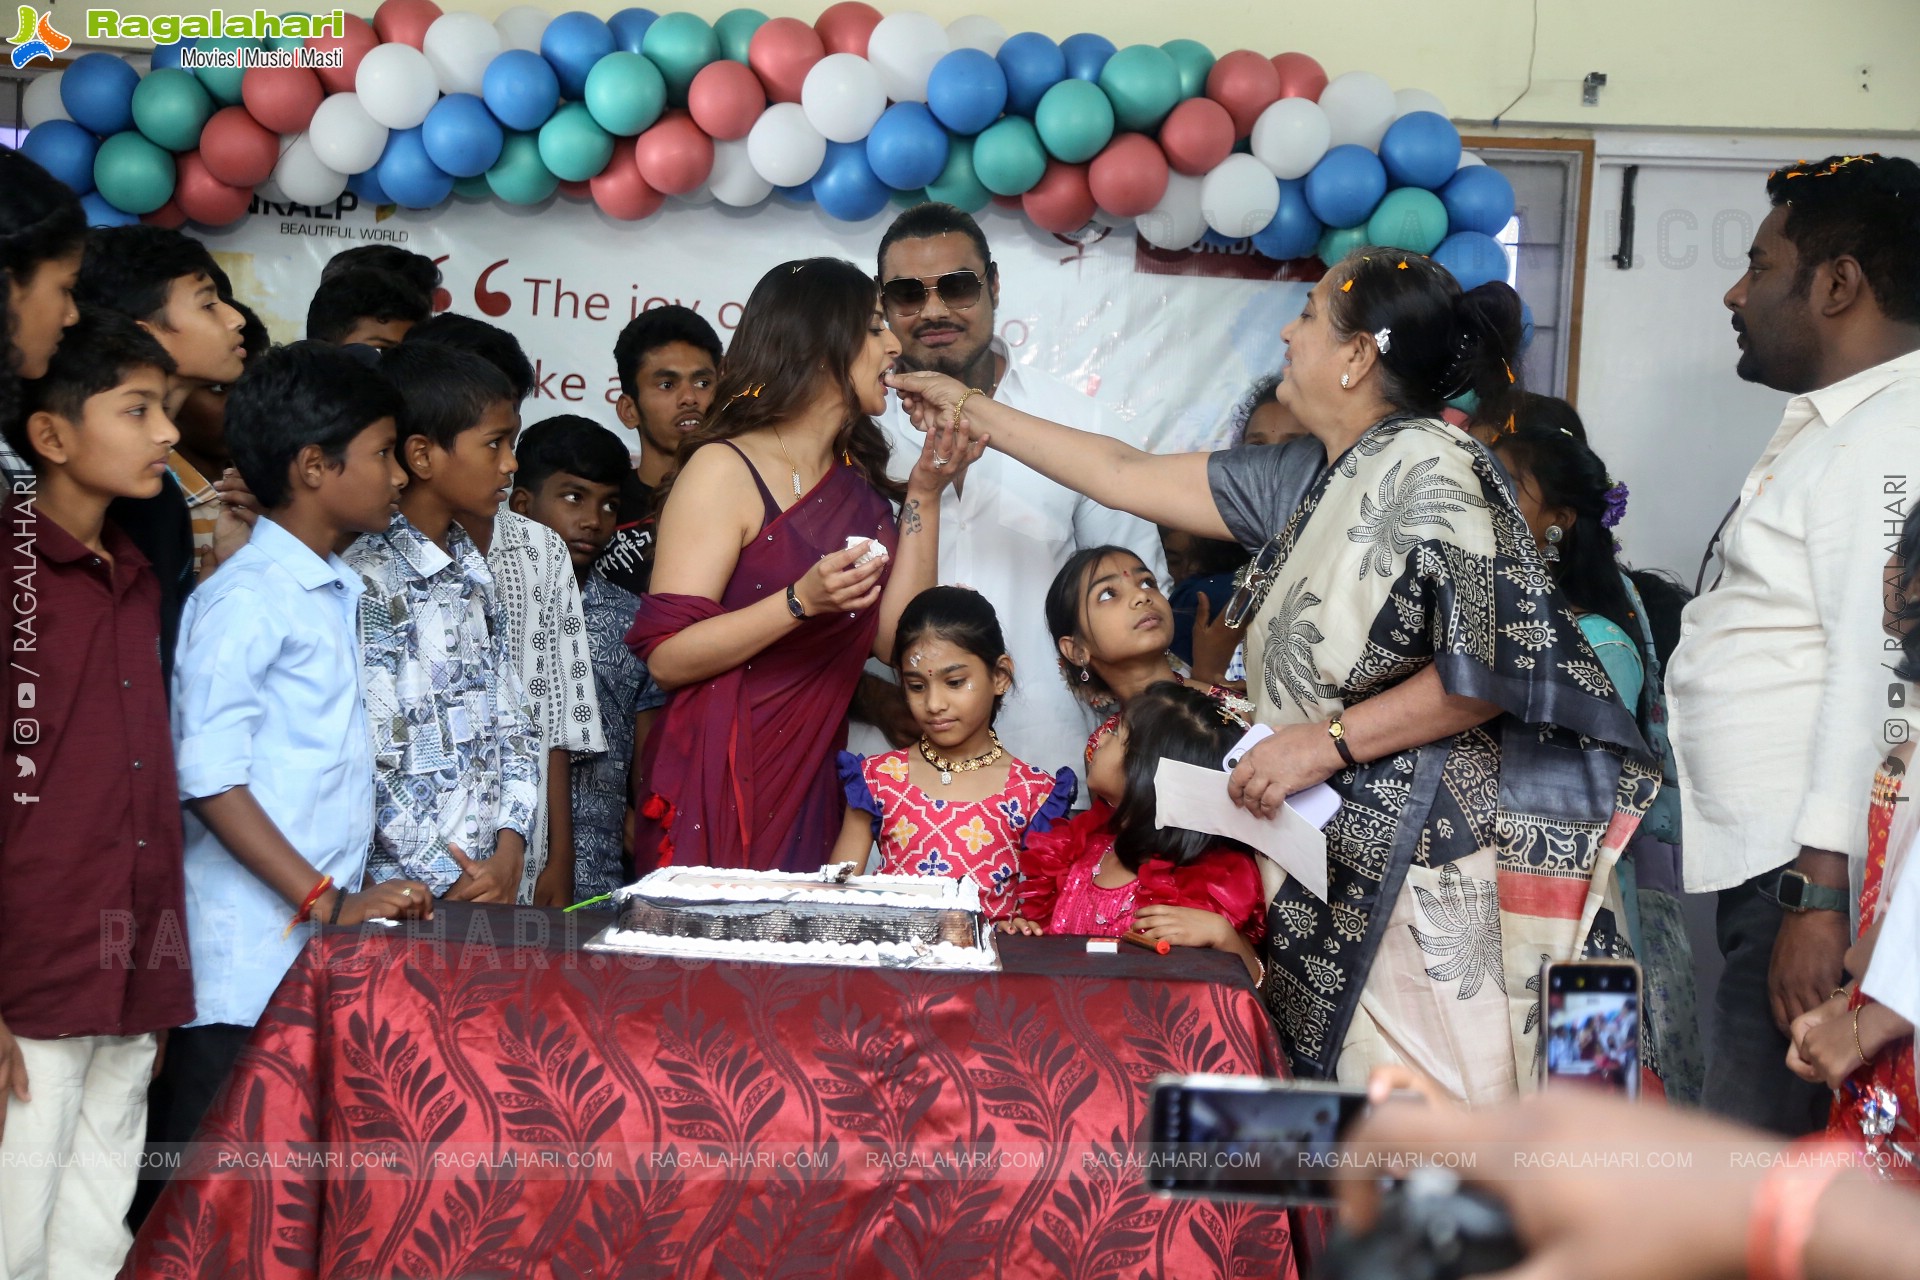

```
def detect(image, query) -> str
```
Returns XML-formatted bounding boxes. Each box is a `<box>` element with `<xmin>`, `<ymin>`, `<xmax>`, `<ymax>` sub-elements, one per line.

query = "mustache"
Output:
<box><xmin>912</xmin><ymin>322</ymin><xmax>965</xmax><ymax>337</ymax></box>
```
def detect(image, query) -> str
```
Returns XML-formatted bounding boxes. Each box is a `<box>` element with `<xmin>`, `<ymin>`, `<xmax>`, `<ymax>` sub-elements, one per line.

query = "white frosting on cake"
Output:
<box><xmin>590</xmin><ymin>929</ymin><xmax>999</xmax><ymax>971</ymax></box>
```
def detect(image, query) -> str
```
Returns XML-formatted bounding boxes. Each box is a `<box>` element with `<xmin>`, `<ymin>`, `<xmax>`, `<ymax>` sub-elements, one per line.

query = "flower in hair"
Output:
<box><xmin>1601</xmin><ymin>480</ymin><xmax>1630</xmax><ymax>530</ymax></box>
<box><xmin>1373</xmin><ymin>327</ymin><xmax>1392</xmax><ymax>354</ymax></box>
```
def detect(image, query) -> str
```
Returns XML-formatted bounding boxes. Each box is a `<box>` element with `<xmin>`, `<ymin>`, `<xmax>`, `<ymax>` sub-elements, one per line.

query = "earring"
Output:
<box><xmin>1340</xmin><ymin>373</ymin><xmax>1351</xmax><ymax>388</ymax></box>
<box><xmin>1079</xmin><ymin>667</ymin><xmax>1091</xmax><ymax>684</ymax></box>
<box><xmin>1543</xmin><ymin>525</ymin><xmax>1563</xmax><ymax>563</ymax></box>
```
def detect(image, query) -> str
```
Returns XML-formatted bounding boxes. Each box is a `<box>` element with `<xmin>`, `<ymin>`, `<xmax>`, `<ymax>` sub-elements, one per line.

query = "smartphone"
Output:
<box><xmin>1146</xmin><ymin>1074</ymin><xmax>1370</xmax><ymax>1206</ymax></box>
<box><xmin>1541</xmin><ymin>959</ymin><xmax>1641</xmax><ymax>1098</ymax></box>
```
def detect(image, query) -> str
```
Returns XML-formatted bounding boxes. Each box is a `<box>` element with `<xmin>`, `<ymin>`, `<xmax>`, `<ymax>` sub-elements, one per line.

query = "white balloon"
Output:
<box><xmin>308</xmin><ymin>93</ymin><xmax>389</xmax><ymax>175</ymax></box>
<box><xmin>356</xmin><ymin>43</ymin><xmax>440</xmax><ymax>130</ymax></box>
<box><xmin>1250</xmin><ymin>98</ymin><xmax>1330</xmax><ymax>181</ymax></box>
<box><xmin>1319</xmin><ymin>70</ymin><xmax>1397</xmax><ymax>151</ymax></box>
<box><xmin>1456</xmin><ymin>151</ymin><xmax>1486</xmax><ymax>169</ymax></box>
<box><xmin>865</xmin><ymin>12</ymin><xmax>949</xmax><ymax>104</ymax></box>
<box><xmin>1137</xmin><ymin>171</ymin><xmax>1205</xmax><ymax>250</ymax></box>
<box><xmin>1202</xmin><ymin>153</ymin><xmax>1281</xmax><ymax>239</ymax></box>
<box><xmin>274</xmin><ymin>133</ymin><xmax>349</xmax><ymax>206</ymax></box>
<box><xmin>801</xmin><ymin>54</ymin><xmax>886</xmax><ymax>144</ymax></box>
<box><xmin>747</xmin><ymin>102</ymin><xmax>827</xmax><ymax>187</ymax></box>
<box><xmin>709</xmin><ymin>138</ymin><xmax>773</xmax><ymax>207</ymax></box>
<box><xmin>494</xmin><ymin>5</ymin><xmax>550</xmax><ymax>54</ymax></box>
<box><xmin>23</xmin><ymin>72</ymin><xmax>70</xmax><ymax>129</ymax></box>
<box><xmin>1395</xmin><ymin>88</ymin><xmax>1449</xmax><ymax>120</ymax></box>
<box><xmin>423</xmin><ymin>13</ymin><xmax>503</xmax><ymax>97</ymax></box>
<box><xmin>945</xmin><ymin>15</ymin><xmax>1006</xmax><ymax>56</ymax></box>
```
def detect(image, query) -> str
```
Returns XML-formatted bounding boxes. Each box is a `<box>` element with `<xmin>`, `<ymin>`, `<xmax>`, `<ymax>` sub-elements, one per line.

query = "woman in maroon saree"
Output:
<box><xmin>627</xmin><ymin>258</ymin><xmax>974</xmax><ymax>872</ymax></box>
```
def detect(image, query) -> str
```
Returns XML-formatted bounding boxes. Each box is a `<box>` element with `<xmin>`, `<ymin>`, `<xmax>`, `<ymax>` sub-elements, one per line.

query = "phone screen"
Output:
<box><xmin>1146</xmin><ymin>1076</ymin><xmax>1370</xmax><ymax>1206</ymax></box>
<box><xmin>1543</xmin><ymin>961</ymin><xmax>1641</xmax><ymax>1098</ymax></box>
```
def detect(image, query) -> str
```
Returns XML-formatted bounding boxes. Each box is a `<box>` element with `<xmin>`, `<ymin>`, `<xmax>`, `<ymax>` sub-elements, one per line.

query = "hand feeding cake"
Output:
<box><xmin>585</xmin><ymin>863</ymin><xmax>999</xmax><ymax>970</ymax></box>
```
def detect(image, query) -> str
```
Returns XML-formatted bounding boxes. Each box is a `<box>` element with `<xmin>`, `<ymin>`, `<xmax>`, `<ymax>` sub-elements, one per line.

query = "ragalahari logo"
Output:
<box><xmin>8</xmin><ymin>6</ymin><xmax>71</xmax><ymax>68</ymax></box>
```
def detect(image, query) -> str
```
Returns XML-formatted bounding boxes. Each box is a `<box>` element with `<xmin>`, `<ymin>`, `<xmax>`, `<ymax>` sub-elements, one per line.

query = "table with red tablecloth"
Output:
<box><xmin>128</xmin><ymin>904</ymin><xmax>1312</xmax><ymax>1279</ymax></box>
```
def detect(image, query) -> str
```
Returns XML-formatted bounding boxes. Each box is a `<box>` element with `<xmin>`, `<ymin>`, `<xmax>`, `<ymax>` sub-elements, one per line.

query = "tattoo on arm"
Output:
<box><xmin>901</xmin><ymin>498</ymin><xmax>922</xmax><ymax>536</ymax></box>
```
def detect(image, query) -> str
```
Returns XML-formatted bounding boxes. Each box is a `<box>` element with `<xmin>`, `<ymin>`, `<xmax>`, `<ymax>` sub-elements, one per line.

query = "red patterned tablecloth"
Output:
<box><xmin>127</xmin><ymin>904</ymin><xmax>1308</xmax><ymax>1279</ymax></box>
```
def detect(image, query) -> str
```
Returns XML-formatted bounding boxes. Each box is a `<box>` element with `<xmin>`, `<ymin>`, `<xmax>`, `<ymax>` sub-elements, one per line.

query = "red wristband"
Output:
<box><xmin>284</xmin><ymin>875</ymin><xmax>334</xmax><ymax>938</ymax></box>
<box><xmin>1745</xmin><ymin>1139</ymin><xmax>1849</xmax><ymax>1280</ymax></box>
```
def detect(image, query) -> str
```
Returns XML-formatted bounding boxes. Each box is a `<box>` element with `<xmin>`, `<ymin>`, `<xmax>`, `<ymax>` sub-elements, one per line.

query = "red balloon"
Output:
<box><xmin>141</xmin><ymin>199</ymin><xmax>187</xmax><ymax>229</ymax></box>
<box><xmin>990</xmin><ymin>193</ymin><xmax>1021</xmax><ymax>211</ymax></box>
<box><xmin>1205</xmin><ymin>49</ymin><xmax>1282</xmax><ymax>138</ymax></box>
<box><xmin>814</xmin><ymin>1</ymin><xmax>881</xmax><ymax>57</ymax></box>
<box><xmin>372</xmin><ymin>0</ymin><xmax>442</xmax><ymax>50</ymax></box>
<box><xmin>633</xmin><ymin>111</ymin><xmax>714</xmax><ymax>196</ymax></box>
<box><xmin>309</xmin><ymin>14</ymin><xmax>378</xmax><ymax>94</ymax></box>
<box><xmin>1023</xmin><ymin>160</ymin><xmax>1094</xmax><ymax>234</ymax></box>
<box><xmin>199</xmin><ymin>106</ymin><xmax>280</xmax><ymax>187</ymax></box>
<box><xmin>1088</xmin><ymin>133</ymin><xmax>1169</xmax><ymax>218</ymax></box>
<box><xmin>1271</xmin><ymin>51</ymin><xmax>1328</xmax><ymax>102</ymax></box>
<box><xmin>591</xmin><ymin>146</ymin><xmax>665</xmax><ymax>221</ymax></box>
<box><xmin>1158</xmin><ymin>97</ymin><xmax>1234</xmax><ymax>176</ymax></box>
<box><xmin>174</xmin><ymin>152</ymin><xmax>254</xmax><ymax>226</ymax></box>
<box><xmin>748</xmin><ymin>16</ymin><xmax>824</xmax><ymax>105</ymax></box>
<box><xmin>688</xmin><ymin>60</ymin><xmax>766</xmax><ymax>142</ymax></box>
<box><xmin>242</xmin><ymin>66</ymin><xmax>323</xmax><ymax>134</ymax></box>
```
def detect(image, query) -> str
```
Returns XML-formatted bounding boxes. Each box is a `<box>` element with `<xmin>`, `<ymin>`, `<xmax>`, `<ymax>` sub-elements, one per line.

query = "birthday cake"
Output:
<box><xmin>585</xmin><ymin>864</ymin><xmax>999</xmax><ymax>970</ymax></box>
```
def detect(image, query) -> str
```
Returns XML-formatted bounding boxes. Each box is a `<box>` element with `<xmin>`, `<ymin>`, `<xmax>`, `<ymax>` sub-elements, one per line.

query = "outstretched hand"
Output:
<box><xmin>904</xmin><ymin>415</ymin><xmax>985</xmax><ymax>497</ymax></box>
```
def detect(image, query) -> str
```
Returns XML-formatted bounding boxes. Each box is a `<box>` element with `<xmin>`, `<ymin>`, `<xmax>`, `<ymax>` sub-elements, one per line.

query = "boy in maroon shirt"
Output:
<box><xmin>1</xmin><ymin>309</ymin><xmax>194</xmax><ymax>1278</ymax></box>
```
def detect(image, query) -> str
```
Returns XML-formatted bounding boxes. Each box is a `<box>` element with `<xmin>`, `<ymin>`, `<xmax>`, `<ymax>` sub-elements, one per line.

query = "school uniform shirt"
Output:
<box><xmin>346</xmin><ymin>511</ymin><xmax>541</xmax><ymax>895</ymax></box>
<box><xmin>486</xmin><ymin>510</ymin><xmax>606</xmax><ymax>901</ymax></box>
<box><xmin>860</xmin><ymin>341</ymin><xmax>1171</xmax><ymax>787</ymax></box>
<box><xmin>1668</xmin><ymin>349</ymin><xmax>1920</xmax><ymax>892</ymax></box>
<box><xmin>171</xmin><ymin>516</ymin><xmax>374</xmax><ymax>1027</ymax></box>
<box><xmin>1</xmin><ymin>510</ymin><xmax>193</xmax><ymax>1039</ymax></box>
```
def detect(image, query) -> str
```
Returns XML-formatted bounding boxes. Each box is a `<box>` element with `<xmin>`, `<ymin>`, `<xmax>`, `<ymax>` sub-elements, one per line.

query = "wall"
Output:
<box><xmin>51</xmin><ymin>0</ymin><xmax>1920</xmax><ymax>134</ymax></box>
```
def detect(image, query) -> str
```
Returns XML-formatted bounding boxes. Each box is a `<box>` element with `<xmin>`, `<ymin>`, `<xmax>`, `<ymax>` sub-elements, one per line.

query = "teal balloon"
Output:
<box><xmin>1159</xmin><ymin>39</ymin><xmax>1213</xmax><ymax>100</ymax></box>
<box><xmin>538</xmin><ymin>102</ymin><xmax>616</xmax><ymax>182</ymax></box>
<box><xmin>195</xmin><ymin>39</ymin><xmax>262</xmax><ymax>105</ymax></box>
<box><xmin>131</xmin><ymin>68</ymin><xmax>214</xmax><ymax>152</ymax></box>
<box><xmin>584</xmin><ymin>51</ymin><xmax>666</xmax><ymax>135</ymax></box>
<box><xmin>972</xmin><ymin>117</ymin><xmax>1046</xmax><ymax>197</ymax></box>
<box><xmin>1034</xmin><ymin>79</ymin><xmax>1113</xmax><ymax>164</ymax></box>
<box><xmin>712</xmin><ymin>8</ymin><xmax>768</xmax><ymax>64</ymax></box>
<box><xmin>1097</xmin><ymin>44</ymin><xmax>1180</xmax><ymax>132</ymax></box>
<box><xmin>1317</xmin><ymin>223</ymin><xmax>1371</xmax><ymax>267</ymax></box>
<box><xmin>642</xmin><ymin>12</ymin><xmax>720</xmax><ymax>103</ymax></box>
<box><xmin>454</xmin><ymin>173</ymin><xmax>493</xmax><ymax>198</ymax></box>
<box><xmin>92</xmin><ymin>132</ymin><xmax>176</xmax><ymax>215</ymax></box>
<box><xmin>891</xmin><ymin>185</ymin><xmax>926</xmax><ymax>209</ymax></box>
<box><xmin>488</xmin><ymin>131</ymin><xmax>560</xmax><ymax>204</ymax></box>
<box><xmin>926</xmin><ymin>135</ymin><xmax>990</xmax><ymax>212</ymax></box>
<box><xmin>1366</xmin><ymin>187</ymin><xmax>1449</xmax><ymax>254</ymax></box>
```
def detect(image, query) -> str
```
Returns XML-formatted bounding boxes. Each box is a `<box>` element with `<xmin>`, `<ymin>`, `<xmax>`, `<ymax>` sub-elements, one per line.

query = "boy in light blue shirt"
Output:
<box><xmin>160</xmin><ymin>342</ymin><xmax>434</xmax><ymax>1149</ymax></box>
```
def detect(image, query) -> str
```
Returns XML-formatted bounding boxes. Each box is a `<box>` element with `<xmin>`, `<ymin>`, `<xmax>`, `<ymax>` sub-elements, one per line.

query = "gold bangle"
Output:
<box><xmin>953</xmin><ymin>387</ymin><xmax>985</xmax><ymax>419</ymax></box>
<box><xmin>1853</xmin><ymin>1005</ymin><xmax>1870</xmax><ymax>1068</ymax></box>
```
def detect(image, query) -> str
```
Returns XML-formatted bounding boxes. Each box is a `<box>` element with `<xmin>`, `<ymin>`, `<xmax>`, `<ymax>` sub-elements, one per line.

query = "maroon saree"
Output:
<box><xmin>627</xmin><ymin>445</ymin><xmax>897</xmax><ymax>872</ymax></box>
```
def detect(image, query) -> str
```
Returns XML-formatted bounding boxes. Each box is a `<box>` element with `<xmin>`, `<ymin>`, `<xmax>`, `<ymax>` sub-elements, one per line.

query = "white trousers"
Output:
<box><xmin>0</xmin><ymin>1033</ymin><xmax>155</xmax><ymax>1280</ymax></box>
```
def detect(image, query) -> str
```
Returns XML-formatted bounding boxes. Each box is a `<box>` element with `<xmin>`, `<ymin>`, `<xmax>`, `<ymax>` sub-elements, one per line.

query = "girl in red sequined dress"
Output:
<box><xmin>830</xmin><ymin>587</ymin><xmax>1075</xmax><ymax>922</ymax></box>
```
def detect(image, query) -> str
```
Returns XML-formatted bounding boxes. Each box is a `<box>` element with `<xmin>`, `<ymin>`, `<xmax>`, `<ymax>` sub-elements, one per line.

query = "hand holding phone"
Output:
<box><xmin>1541</xmin><ymin>959</ymin><xmax>1642</xmax><ymax>1098</ymax></box>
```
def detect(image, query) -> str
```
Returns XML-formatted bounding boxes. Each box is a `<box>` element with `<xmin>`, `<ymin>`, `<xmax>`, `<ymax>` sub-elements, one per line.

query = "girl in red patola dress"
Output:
<box><xmin>829</xmin><ymin>586</ymin><xmax>1076</xmax><ymax>922</ymax></box>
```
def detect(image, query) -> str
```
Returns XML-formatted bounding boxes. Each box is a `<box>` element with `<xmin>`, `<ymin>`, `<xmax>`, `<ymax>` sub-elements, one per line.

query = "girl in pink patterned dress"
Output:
<box><xmin>829</xmin><ymin>587</ymin><xmax>1075</xmax><ymax>921</ymax></box>
<box><xmin>1004</xmin><ymin>684</ymin><xmax>1266</xmax><ymax>982</ymax></box>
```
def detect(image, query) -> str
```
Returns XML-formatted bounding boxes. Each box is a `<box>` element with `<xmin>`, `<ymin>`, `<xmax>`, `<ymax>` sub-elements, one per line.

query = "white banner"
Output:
<box><xmin>197</xmin><ymin>192</ymin><xmax>1314</xmax><ymax>459</ymax></box>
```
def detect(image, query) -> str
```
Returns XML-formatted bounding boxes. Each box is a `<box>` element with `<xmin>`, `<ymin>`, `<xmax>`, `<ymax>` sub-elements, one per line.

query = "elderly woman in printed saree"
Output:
<box><xmin>888</xmin><ymin>248</ymin><xmax>1659</xmax><ymax>1101</ymax></box>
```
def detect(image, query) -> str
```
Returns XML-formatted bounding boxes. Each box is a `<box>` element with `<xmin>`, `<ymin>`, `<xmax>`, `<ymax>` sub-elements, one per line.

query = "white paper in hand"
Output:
<box><xmin>1152</xmin><ymin>758</ymin><xmax>1335</xmax><ymax>904</ymax></box>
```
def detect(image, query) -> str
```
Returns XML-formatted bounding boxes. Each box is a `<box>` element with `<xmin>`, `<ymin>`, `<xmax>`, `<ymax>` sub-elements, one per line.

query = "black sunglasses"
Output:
<box><xmin>880</xmin><ymin>268</ymin><xmax>990</xmax><ymax>315</ymax></box>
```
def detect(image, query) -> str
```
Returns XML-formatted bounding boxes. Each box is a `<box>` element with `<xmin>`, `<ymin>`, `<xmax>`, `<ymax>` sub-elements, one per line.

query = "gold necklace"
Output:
<box><xmin>917</xmin><ymin>731</ymin><xmax>1005</xmax><ymax>786</ymax></box>
<box><xmin>771</xmin><ymin>425</ymin><xmax>802</xmax><ymax>499</ymax></box>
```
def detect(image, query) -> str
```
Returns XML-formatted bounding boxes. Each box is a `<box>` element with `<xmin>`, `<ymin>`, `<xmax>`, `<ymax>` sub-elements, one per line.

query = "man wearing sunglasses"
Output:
<box><xmin>849</xmin><ymin>202</ymin><xmax>1168</xmax><ymax>794</ymax></box>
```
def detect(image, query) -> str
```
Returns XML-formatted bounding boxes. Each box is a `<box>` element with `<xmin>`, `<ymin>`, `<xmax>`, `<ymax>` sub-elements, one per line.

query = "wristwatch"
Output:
<box><xmin>1326</xmin><ymin>711</ymin><xmax>1357</xmax><ymax>767</ymax></box>
<box><xmin>786</xmin><ymin>583</ymin><xmax>809</xmax><ymax>621</ymax></box>
<box><xmin>1767</xmin><ymin>868</ymin><xmax>1849</xmax><ymax>914</ymax></box>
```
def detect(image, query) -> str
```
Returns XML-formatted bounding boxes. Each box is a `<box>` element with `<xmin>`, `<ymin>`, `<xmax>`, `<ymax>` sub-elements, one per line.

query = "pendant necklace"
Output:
<box><xmin>772</xmin><ymin>424</ymin><xmax>803</xmax><ymax>499</ymax></box>
<box><xmin>917</xmin><ymin>731</ymin><xmax>1005</xmax><ymax>786</ymax></box>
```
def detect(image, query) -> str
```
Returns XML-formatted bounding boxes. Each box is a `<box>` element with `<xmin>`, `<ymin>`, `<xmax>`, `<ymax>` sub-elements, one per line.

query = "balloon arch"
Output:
<box><xmin>20</xmin><ymin>1</ymin><xmax>1516</xmax><ymax>284</ymax></box>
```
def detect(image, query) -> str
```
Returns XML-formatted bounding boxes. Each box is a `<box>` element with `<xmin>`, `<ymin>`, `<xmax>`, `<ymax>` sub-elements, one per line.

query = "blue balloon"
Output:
<box><xmin>541</xmin><ymin>11</ymin><xmax>618</xmax><ymax>100</ymax></box>
<box><xmin>61</xmin><ymin>53</ymin><xmax>141</xmax><ymax>137</ymax></box>
<box><xmin>422</xmin><ymin>94</ymin><xmax>506</xmax><ymax>178</ymax></box>
<box><xmin>1519</xmin><ymin>300</ymin><xmax>1535</xmax><ymax>352</ymax></box>
<box><xmin>483</xmin><ymin>50</ymin><xmax>562</xmax><ymax>133</ymax></box>
<box><xmin>608</xmin><ymin>8</ymin><xmax>659</xmax><ymax>55</ymax></box>
<box><xmin>22</xmin><ymin>121</ymin><xmax>100</xmax><ymax>196</ymax></box>
<box><xmin>1432</xmin><ymin>230</ymin><xmax>1510</xmax><ymax>292</ymax></box>
<box><xmin>377</xmin><ymin>128</ymin><xmax>454</xmax><ymax>209</ymax></box>
<box><xmin>81</xmin><ymin>191</ymin><xmax>140</xmax><ymax>227</ymax></box>
<box><xmin>1252</xmin><ymin>178</ymin><xmax>1322</xmax><ymax>262</ymax></box>
<box><xmin>150</xmin><ymin>39</ymin><xmax>195</xmax><ymax>72</ymax></box>
<box><xmin>1379</xmin><ymin>111</ymin><xmax>1462</xmax><ymax>191</ymax></box>
<box><xmin>1060</xmin><ymin>33</ymin><xmax>1115</xmax><ymax>83</ymax></box>
<box><xmin>996</xmin><ymin>32</ymin><xmax>1064</xmax><ymax>117</ymax></box>
<box><xmin>812</xmin><ymin>141</ymin><xmax>890</xmax><ymax>222</ymax></box>
<box><xmin>347</xmin><ymin>168</ymin><xmax>391</xmax><ymax>206</ymax></box>
<box><xmin>1303</xmin><ymin>144</ymin><xmax>1388</xmax><ymax>229</ymax></box>
<box><xmin>866</xmin><ymin>103</ymin><xmax>950</xmax><ymax>191</ymax></box>
<box><xmin>926</xmin><ymin>48</ymin><xmax>1007</xmax><ymax>136</ymax></box>
<box><xmin>774</xmin><ymin>180</ymin><xmax>814</xmax><ymax>204</ymax></box>
<box><xmin>1441</xmin><ymin>165</ymin><xmax>1516</xmax><ymax>236</ymax></box>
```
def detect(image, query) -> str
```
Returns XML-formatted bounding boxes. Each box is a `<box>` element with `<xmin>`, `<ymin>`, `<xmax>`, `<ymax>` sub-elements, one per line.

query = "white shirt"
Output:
<box><xmin>1864</xmin><ymin>850</ymin><xmax>1920</xmax><ymax>1026</ymax></box>
<box><xmin>855</xmin><ymin>342</ymin><xmax>1169</xmax><ymax>786</ymax></box>
<box><xmin>1668</xmin><ymin>349</ymin><xmax>1920</xmax><ymax>892</ymax></box>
